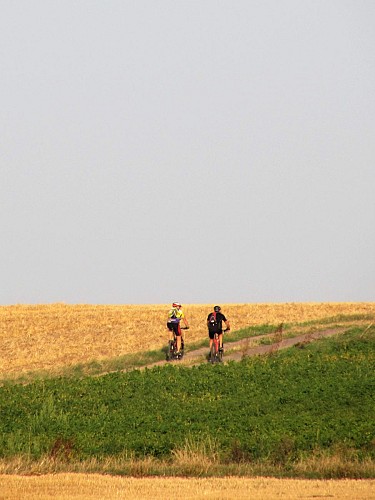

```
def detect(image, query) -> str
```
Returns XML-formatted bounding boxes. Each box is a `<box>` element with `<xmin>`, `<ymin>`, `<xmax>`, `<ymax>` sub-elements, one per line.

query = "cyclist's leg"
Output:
<box><xmin>218</xmin><ymin>332</ymin><xmax>223</xmax><ymax>350</ymax></box>
<box><xmin>208</xmin><ymin>330</ymin><xmax>214</xmax><ymax>351</ymax></box>
<box><xmin>181</xmin><ymin>329</ymin><xmax>185</xmax><ymax>351</ymax></box>
<box><xmin>175</xmin><ymin>323</ymin><xmax>181</xmax><ymax>352</ymax></box>
<box><xmin>168</xmin><ymin>322</ymin><xmax>176</xmax><ymax>341</ymax></box>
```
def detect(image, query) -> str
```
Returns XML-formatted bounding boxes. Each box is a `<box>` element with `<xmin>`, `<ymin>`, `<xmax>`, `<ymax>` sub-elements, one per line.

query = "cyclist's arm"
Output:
<box><xmin>225</xmin><ymin>320</ymin><xmax>230</xmax><ymax>330</ymax></box>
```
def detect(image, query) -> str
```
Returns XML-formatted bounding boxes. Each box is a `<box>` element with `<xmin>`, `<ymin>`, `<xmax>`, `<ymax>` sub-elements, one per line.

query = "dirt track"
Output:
<box><xmin>144</xmin><ymin>327</ymin><xmax>347</xmax><ymax>369</ymax></box>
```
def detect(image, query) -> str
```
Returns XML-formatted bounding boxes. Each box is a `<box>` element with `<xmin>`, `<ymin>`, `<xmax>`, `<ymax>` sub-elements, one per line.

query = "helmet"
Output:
<box><xmin>172</xmin><ymin>302</ymin><xmax>182</xmax><ymax>308</ymax></box>
<box><xmin>214</xmin><ymin>305</ymin><xmax>221</xmax><ymax>312</ymax></box>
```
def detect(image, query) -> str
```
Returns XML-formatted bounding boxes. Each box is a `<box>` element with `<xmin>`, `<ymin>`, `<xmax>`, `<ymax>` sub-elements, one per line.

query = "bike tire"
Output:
<box><xmin>178</xmin><ymin>338</ymin><xmax>184</xmax><ymax>360</ymax></box>
<box><xmin>218</xmin><ymin>348</ymin><xmax>223</xmax><ymax>362</ymax></box>
<box><xmin>166</xmin><ymin>340</ymin><xmax>174</xmax><ymax>361</ymax></box>
<box><xmin>210</xmin><ymin>342</ymin><xmax>217</xmax><ymax>363</ymax></box>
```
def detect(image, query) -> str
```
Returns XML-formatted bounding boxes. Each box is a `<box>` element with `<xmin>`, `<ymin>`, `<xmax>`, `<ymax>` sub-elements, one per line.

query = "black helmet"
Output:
<box><xmin>214</xmin><ymin>305</ymin><xmax>221</xmax><ymax>312</ymax></box>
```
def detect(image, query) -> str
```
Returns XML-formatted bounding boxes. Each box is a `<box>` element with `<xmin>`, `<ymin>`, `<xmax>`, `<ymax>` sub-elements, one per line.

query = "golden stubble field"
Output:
<box><xmin>0</xmin><ymin>474</ymin><xmax>374</xmax><ymax>500</ymax></box>
<box><xmin>0</xmin><ymin>302</ymin><xmax>374</xmax><ymax>378</ymax></box>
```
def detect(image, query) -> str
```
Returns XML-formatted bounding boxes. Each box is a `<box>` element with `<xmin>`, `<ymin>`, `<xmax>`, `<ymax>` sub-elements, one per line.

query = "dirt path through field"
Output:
<box><xmin>143</xmin><ymin>327</ymin><xmax>347</xmax><ymax>369</ymax></box>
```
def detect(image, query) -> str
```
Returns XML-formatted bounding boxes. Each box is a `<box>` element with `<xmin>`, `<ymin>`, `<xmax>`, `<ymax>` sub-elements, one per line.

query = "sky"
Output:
<box><xmin>1</xmin><ymin>1</ymin><xmax>374</xmax><ymax>305</ymax></box>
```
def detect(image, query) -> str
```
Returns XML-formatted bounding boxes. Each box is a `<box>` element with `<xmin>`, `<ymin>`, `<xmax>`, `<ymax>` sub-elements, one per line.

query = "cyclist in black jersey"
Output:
<box><xmin>207</xmin><ymin>305</ymin><xmax>230</xmax><ymax>352</ymax></box>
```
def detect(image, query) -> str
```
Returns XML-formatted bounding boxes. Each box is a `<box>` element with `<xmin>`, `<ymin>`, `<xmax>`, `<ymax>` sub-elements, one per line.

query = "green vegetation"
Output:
<box><xmin>0</xmin><ymin>324</ymin><xmax>374</xmax><ymax>478</ymax></box>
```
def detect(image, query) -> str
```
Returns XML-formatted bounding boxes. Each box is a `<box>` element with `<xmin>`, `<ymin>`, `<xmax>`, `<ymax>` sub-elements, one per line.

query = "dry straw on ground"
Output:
<box><xmin>0</xmin><ymin>474</ymin><xmax>374</xmax><ymax>500</ymax></box>
<box><xmin>0</xmin><ymin>302</ymin><xmax>374</xmax><ymax>377</ymax></box>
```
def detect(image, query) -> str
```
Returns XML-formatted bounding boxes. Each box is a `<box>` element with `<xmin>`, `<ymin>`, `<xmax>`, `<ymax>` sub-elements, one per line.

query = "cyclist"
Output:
<box><xmin>207</xmin><ymin>305</ymin><xmax>230</xmax><ymax>353</ymax></box>
<box><xmin>167</xmin><ymin>302</ymin><xmax>189</xmax><ymax>357</ymax></box>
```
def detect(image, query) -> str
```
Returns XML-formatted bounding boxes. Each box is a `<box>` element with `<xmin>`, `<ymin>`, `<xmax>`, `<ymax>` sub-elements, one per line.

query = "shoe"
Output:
<box><xmin>219</xmin><ymin>347</ymin><xmax>223</xmax><ymax>352</ymax></box>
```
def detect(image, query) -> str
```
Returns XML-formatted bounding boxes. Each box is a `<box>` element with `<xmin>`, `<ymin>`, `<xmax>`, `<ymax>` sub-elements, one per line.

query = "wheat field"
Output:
<box><xmin>0</xmin><ymin>302</ymin><xmax>374</xmax><ymax>377</ymax></box>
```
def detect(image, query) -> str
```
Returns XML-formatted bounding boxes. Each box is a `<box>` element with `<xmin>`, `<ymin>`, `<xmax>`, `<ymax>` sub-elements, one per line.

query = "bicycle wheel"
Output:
<box><xmin>179</xmin><ymin>337</ymin><xmax>184</xmax><ymax>359</ymax></box>
<box><xmin>218</xmin><ymin>345</ymin><xmax>223</xmax><ymax>362</ymax></box>
<box><xmin>166</xmin><ymin>340</ymin><xmax>174</xmax><ymax>361</ymax></box>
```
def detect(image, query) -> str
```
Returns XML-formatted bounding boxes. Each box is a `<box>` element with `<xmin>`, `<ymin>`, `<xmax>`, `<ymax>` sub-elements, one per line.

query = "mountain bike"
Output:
<box><xmin>209</xmin><ymin>329</ymin><xmax>228</xmax><ymax>363</ymax></box>
<box><xmin>166</xmin><ymin>326</ymin><xmax>188</xmax><ymax>361</ymax></box>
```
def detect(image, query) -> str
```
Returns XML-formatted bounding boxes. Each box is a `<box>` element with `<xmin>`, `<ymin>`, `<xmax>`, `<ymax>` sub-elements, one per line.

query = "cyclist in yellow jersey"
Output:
<box><xmin>167</xmin><ymin>302</ymin><xmax>189</xmax><ymax>355</ymax></box>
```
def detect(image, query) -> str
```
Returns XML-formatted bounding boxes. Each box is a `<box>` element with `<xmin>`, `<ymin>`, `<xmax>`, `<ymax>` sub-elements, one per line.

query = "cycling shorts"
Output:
<box><xmin>208</xmin><ymin>329</ymin><xmax>223</xmax><ymax>340</ymax></box>
<box><xmin>167</xmin><ymin>322</ymin><xmax>181</xmax><ymax>336</ymax></box>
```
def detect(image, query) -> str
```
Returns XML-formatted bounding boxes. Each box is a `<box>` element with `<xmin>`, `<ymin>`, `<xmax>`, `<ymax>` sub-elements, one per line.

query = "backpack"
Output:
<box><xmin>169</xmin><ymin>308</ymin><xmax>178</xmax><ymax>320</ymax></box>
<box><xmin>208</xmin><ymin>312</ymin><xmax>220</xmax><ymax>333</ymax></box>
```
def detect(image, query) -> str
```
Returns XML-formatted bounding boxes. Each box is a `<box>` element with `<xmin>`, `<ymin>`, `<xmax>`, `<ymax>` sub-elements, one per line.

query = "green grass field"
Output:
<box><xmin>0</xmin><ymin>321</ymin><xmax>374</xmax><ymax>478</ymax></box>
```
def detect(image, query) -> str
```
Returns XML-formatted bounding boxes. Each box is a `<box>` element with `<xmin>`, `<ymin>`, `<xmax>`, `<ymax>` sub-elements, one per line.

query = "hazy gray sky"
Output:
<box><xmin>1</xmin><ymin>1</ymin><xmax>374</xmax><ymax>305</ymax></box>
